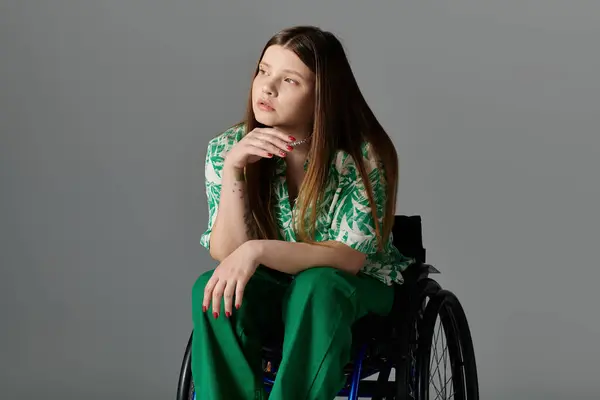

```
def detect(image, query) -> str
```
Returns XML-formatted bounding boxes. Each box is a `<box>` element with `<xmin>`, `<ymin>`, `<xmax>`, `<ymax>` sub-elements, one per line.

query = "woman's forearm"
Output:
<box><xmin>209</xmin><ymin>163</ymin><xmax>256</xmax><ymax>261</ymax></box>
<box><xmin>248</xmin><ymin>239</ymin><xmax>367</xmax><ymax>275</ymax></box>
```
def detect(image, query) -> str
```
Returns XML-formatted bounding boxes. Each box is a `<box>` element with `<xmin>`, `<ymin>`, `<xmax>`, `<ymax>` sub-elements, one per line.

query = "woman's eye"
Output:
<box><xmin>285</xmin><ymin>78</ymin><xmax>298</xmax><ymax>85</ymax></box>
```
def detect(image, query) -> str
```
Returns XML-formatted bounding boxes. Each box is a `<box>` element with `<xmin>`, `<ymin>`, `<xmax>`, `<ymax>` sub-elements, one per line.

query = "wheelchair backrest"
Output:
<box><xmin>392</xmin><ymin>215</ymin><xmax>426</xmax><ymax>264</ymax></box>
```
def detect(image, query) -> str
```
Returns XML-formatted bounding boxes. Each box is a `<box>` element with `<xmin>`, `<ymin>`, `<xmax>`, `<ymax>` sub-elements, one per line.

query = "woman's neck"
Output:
<box><xmin>272</xmin><ymin>124</ymin><xmax>311</xmax><ymax>142</ymax></box>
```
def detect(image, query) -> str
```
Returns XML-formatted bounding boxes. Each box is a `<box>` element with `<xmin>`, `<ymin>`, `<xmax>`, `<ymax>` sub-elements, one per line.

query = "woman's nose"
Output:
<box><xmin>262</xmin><ymin>85</ymin><xmax>274</xmax><ymax>96</ymax></box>
<box><xmin>261</xmin><ymin>78</ymin><xmax>276</xmax><ymax>95</ymax></box>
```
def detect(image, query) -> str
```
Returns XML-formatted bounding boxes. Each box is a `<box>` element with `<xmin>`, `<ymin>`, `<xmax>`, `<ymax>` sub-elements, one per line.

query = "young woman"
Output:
<box><xmin>191</xmin><ymin>26</ymin><xmax>415</xmax><ymax>400</ymax></box>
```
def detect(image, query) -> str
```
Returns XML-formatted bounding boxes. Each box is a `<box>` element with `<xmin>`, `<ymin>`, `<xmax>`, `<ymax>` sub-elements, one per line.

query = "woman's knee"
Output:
<box><xmin>290</xmin><ymin>267</ymin><xmax>356</xmax><ymax>302</ymax></box>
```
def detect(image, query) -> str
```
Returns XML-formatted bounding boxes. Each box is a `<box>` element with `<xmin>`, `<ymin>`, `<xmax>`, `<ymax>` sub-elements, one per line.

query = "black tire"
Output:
<box><xmin>415</xmin><ymin>290</ymin><xmax>479</xmax><ymax>399</ymax></box>
<box><xmin>176</xmin><ymin>332</ymin><xmax>194</xmax><ymax>400</ymax></box>
<box><xmin>372</xmin><ymin>278</ymin><xmax>441</xmax><ymax>400</ymax></box>
<box><xmin>400</xmin><ymin>278</ymin><xmax>442</xmax><ymax>400</ymax></box>
<box><xmin>188</xmin><ymin>381</ymin><xmax>195</xmax><ymax>400</ymax></box>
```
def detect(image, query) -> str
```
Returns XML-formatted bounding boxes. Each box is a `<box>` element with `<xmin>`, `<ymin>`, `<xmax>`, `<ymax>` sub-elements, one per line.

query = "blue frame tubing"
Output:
<box><xmin>261</xmin><ymin>343</ymin><xmax>369</xmax><ymax>399</ymax></box>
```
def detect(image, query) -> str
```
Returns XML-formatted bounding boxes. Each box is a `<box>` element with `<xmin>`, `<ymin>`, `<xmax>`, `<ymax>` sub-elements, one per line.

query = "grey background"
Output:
<box><xmin>1</xmin><ymin>1</ymin><xmax>599</xmax><ymax>399</ymax></box>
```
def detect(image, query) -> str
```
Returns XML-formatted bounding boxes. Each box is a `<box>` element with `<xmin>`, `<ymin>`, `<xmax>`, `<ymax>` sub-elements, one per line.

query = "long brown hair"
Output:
<box><xmin>240</xmin><ymin>26</ymin><xmax>399</xmax><ymax>252</ymax></box>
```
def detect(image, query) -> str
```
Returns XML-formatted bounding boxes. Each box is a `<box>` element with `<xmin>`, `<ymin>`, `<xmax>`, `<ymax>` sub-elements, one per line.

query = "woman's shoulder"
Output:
<box><xmin>207</xmin><ymin>123</ymin><xmax>245</xmax><ymax>151</ymax></box>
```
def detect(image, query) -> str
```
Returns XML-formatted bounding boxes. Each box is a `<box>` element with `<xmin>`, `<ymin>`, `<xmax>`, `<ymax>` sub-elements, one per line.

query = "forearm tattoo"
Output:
<box><xmin>232</xmin><ymin>179</ymin><xmax>258</xmax><ymax>239</ymax></box>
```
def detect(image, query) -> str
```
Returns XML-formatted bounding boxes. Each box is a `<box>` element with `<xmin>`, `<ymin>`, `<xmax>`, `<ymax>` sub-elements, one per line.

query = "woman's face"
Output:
<box><xmin>252</xmin><ymin>45</ymin><xmax>315</xmax><ymax>132</ymax></box>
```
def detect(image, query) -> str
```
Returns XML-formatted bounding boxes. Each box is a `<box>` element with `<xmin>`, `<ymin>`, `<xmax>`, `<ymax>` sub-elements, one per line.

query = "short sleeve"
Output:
<box><xmin>199</xmin><ymin>125</ymin><xmax>244</xmax><ymax>249</ymax></box>
<box><xmin>328</xmin><ymin>142</ymin><xmax>387</xmax><ymax>255</ymax></box>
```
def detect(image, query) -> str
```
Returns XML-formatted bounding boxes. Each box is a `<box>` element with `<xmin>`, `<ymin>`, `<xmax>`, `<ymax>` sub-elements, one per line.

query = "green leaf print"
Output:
<box><xmin>199</xmin><ymin>126</ymin><xmax>415</xmax><ymax>286</ymax></box>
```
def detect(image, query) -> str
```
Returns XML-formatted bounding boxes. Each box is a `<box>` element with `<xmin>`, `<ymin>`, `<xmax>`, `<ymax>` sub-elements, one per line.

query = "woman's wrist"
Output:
<box><xmin>223</xmin><ymin>160</ymin><xmax>245</xmax><ymax>181</ymax></box>
<box><xmin>240</xmin><ymin>239</ymin><xmax>265</xmax><ymax>264</ymax></box>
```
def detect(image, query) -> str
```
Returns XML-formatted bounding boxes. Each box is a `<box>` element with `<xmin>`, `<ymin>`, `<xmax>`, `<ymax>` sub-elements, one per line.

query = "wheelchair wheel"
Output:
<box><xmin>176</xmin><ymin>332</ymin><xmax>195</xmax><ymax>400</ymax></box>
<box><xmin>398</xmin><ymin>277</ymin><xmax>441</xmax><ymax>400</ymax></box>
<box><xmin>188</xmin><ymin>381</ymin><xmax>195</xmax><ymax>400</ymax></box>
<box><xmin>415</xmin><ymin>289</ymin><xmax>479</xmax><ymax>399</ymax></box>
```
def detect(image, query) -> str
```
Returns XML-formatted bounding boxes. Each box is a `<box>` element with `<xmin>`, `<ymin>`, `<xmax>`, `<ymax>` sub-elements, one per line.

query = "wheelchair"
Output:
<box><xmin>176</xmin><ymin>215</ymin><xmax>479</xmax><ymax>399</ymax></box>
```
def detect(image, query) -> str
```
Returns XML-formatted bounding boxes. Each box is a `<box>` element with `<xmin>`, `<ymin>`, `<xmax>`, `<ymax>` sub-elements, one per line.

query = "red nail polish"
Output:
<box><xmin>280</xmin><ymin>151</ymin><xmax>286</xmax><ymax>157</ymax></box>
<box><xmin>225</xmin><ymin>312</ymin><xmax>231</xmax><ymax>318</ymax></box>
<box><xmin>202</xmin><ymin>306</ymin><xmax>207</xmax><ymax>312</ymax></box>
<box><xmin>235</xmin><ymin>304</ymin><xmax>240</xmax><ymax>310</ymax></box>
<box><xmin>213</xmin><ymin>312</ymin><xmax>218</xmax><ymax>318</ymax></box>
<box><xmin>289</xmin><ymin>136</ymin><xmax>296</xmax><ymax>141</ymax></box>
<box><xmin>267</xmin><ymin>153</ymin><xmax>273</xmax><ymax>157</ymax></box>
<box><xmin>286</xmin><ymin>145</ymin><xmax>293</xmax><ymax>151</ymax></box>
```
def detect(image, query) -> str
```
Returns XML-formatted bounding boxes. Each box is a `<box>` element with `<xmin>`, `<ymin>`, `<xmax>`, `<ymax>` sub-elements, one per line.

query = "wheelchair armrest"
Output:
<box><xmin>402</xmin><ymin>261</ymin><xmax>439</xmax><ymax>279</ymax></box>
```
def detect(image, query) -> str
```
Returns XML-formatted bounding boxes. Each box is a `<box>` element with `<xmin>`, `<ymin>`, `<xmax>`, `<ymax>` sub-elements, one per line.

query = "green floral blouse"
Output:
<box><xmin>200</xmin><ymin>124</ymin><xmax>415</xmax><ymax>286</ymax></box>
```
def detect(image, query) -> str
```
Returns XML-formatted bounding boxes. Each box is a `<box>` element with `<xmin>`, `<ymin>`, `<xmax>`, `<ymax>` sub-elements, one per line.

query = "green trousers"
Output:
<box><xmin>191</xmin><ymin>266</ymin><xmax>394</xmax><ymax>400</ymax></box>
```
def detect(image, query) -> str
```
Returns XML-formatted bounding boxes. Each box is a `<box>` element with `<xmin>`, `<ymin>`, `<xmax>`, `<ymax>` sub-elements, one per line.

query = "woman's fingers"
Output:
<box><xmin>211</xmin><ymin>279</ymin><xmax>227</xmax><ymax>317</ymax></box>
<box><xmin>249</xmin><ymin>128</ymin><xmax>295</xmax><ymax>154</ymax></box>
<box><xmin>253</xmin><ymin>127</ymin><xmax>296</xmax><ymax>143</ymax></box>
<box><xmin>235</xmin><ymin>276</ymin><xmax>248</xmax><ymax>310</ymax></box>
<box><xmin>246</xmin><ymin>136</ymin><xmax>290</xmax><ymax>157</ymax></box>
<box><xmin>202</xmin><ymin>276</ymin><xmax>218</xmax><ymax>313</ymax></box>
<box><xmin>245</xmin><ymin>144</ymin><xmax>275</xmax><ymax>159</ymax></box>
<box><xmin>222</xmin><ymin>280</ymin><xmax>237</xmax><ymax>317</ymax></box>
<box><xmin>203</xmin><ymin>270</ymin><xmax>252</xmax><ymax>318</ymax></box>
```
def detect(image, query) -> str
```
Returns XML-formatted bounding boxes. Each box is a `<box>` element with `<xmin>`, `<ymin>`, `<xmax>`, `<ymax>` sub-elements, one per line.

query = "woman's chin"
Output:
<box><xmin>254</xmin><ymin>112</ymin><xmax>279</xmax><ymax>127</ymax></box>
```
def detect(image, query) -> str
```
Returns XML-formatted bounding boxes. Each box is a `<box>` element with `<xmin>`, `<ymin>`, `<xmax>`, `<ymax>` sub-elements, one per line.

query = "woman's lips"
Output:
<box><xmin>257</xmin><ymin>100</ymin><xmax>275</xmax><ymax>111</ymax></box>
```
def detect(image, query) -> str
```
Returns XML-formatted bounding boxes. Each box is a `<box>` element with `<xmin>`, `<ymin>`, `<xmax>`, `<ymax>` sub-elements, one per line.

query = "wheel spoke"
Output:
<box><xmin>428</xmin><ymin>316</ymin><xmax>455</xmax><ymax>399</ymax></box>
<box><xmin>429</xmin><ymin>320</ymin><xmax>449</xmax><ymax>392</ymax></box>
<box><xmin>420</xmin><ymin>292</ymin><xmax>477</xmax><ymax>399</ymax></box>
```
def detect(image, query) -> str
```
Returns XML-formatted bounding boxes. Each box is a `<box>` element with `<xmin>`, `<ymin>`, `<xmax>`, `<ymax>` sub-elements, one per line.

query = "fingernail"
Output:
<box><xmin>235</xmin><ymin>304</ymin><xmax>240</xmax><ymax>310</ymax></box>
<box><xmin>286</xmin><ymin>146</ymin><xmax>293</xmax><ymax>151</ymax></box>
<box><xmin>213</xmin><ymin>312</ymin><xmax>218</xmax><ymax>319</ymax></box>
<box><xmin>202</xmin><ymin>306</ymin><xmax>207</xmax><ymax>312</ymax></box>
<box><xmin>225</xmin><ymin>312</ymin><xmax>231</xmax><ymax>318</ymax></box>
<box><xmin>280</xmin><ymin>151</ymin><xmax>286</xmax><ymax>157</ymax></box>
<box><xmin>289</xmin><ymin>136</ymin><xmax>296</xmax><ymax>141</ymax></box>
<box><xmin>267</xmin><ymin>153</ymin><xmax>273</xmax><ymax>157</ymax></box>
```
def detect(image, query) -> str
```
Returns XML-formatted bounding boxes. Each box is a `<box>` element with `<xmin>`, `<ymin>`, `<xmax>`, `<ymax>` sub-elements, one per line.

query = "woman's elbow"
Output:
<box><xmin>325</xmin><ymin>241</ymin><xmax>366</xmax><ymax>274</ymax></box>
<box><xmin>208</xmin><ymin>238</ymin><xmax>240</xmax><ymax>262</ymax></box>
<box><xmin>208</xmin><ymin>236</ymin><xmax>228</xmax><ymax>262</ymax></box>
<box><xmin>209</xmin><ymin>247</ymin><xmax>224</xmax><ymax>262</ymax></box>
<box><xmin>344</xmin><ymin>254</ymin><xmax>367</xmax><ymax>275</ymax></box>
